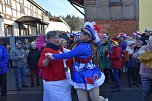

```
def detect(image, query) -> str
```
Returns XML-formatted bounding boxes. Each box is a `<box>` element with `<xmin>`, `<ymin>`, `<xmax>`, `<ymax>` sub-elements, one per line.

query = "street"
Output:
<box><xmin>6</xmin><ymin>70</ymin><xmax>143</xmax><ymax>101</ymax></box>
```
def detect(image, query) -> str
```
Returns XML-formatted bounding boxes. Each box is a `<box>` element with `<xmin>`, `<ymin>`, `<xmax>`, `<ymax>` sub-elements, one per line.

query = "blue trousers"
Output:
<box><xmin>13</xmin><ymin>66</ymin><xmax>26</xmax><ymax>87</ymax></box>
<box><xmin>112</xmin><ymin>68</ymin><xmax>121</xmax><ymax>89</ymax></box>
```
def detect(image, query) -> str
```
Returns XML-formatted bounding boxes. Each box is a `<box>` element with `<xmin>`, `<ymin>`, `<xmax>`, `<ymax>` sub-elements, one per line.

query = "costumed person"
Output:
<box><xmin>0</xmin><ymin>44</ymin><xmax>9</xmax><ymax>101</ymax></box>
<box><xmin>45</xmin><ymin>22</ymin><xmax>108</xmax><ymax>101</ymax></box>
<box><xmin>118</xmin><ymin>33</ymin><xmax>128</xmax><ymax>72</ymax></box>
<box><xmin>99</xmin><ymin>35</ymin><xmax>113</xmax><ymax>83</ymax></box>
<box><xmin>117</xmin><ymin>33</ymin><xmax>128</xmax><ymax>57</ymax></box>
<box><xmin>133</xmin><ymin>35</ymin><xmax>152</xmax><ymax>101</ymax></box>
<box><xmin>133</xmin><ymin>31</ymin><xmax>143</xmax><ymax>86</ymax></box>
<box><xmin>125</xmin><ymin>39</ymin><xmax>137</xmax><ymax>87</ymax></box>
<box><xmin>108</xmin><ymin>38</ymin><xmax>122</xmax><ymax>92</ymax></box>
<box><xmin>38</xmin><ymin>31</ymin><xmax>72</xmax><ymax>101</ymax></box>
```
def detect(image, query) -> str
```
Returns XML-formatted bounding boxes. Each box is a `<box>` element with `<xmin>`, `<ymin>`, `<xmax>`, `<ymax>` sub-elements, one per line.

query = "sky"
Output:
<box><xmin>35</xmin><ymin>0</ymin><xmax>84</xmax><ymax>18</ymax></box>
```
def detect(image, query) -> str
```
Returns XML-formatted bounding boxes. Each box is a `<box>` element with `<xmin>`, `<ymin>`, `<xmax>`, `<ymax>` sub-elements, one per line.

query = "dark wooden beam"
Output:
<box><xmin>19</xmin><ymin>23</ymin><xmax>21</xmax><ymax>36</ymax></box>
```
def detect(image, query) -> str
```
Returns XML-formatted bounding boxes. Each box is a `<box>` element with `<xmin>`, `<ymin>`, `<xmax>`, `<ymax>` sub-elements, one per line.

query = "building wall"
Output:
<box><xmin>0</xmin><ymin>0</ymin><xmax>45</xmax><ymax>36</ymax></box>
<box><xmin>84</xmin><ymin>0</ymin><xmax>139</xmax><ymax>36</ymax></box>
<box><xmin>139</xmin><ymin>0</ymin><xmax>152</xmax><ymax>32</ymax></box>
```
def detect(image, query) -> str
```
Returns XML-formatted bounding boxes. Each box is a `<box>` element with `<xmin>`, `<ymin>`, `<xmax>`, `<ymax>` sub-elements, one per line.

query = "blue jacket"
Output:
<box><xmin>0</xmin><ymin>46</ymin><xmax>9</xmax><ymax>74</ymax></box>
<box><xmin>53</xmin><ymin>42</ymin><xmax>92</xmax><ymax>59</ymax></box>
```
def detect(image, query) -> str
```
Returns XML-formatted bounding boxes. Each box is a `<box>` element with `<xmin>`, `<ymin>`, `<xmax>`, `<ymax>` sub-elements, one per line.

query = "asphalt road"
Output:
<box><xmin>5</xmin><ymin>70</ymin><xmax>143</xmax><ymax>101</ymax></box>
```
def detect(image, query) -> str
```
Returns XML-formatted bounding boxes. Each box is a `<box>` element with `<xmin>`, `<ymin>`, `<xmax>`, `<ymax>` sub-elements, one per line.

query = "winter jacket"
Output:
<box><xmin>133</xmin><ymin>45</ymin><xmax>152</xmax><ymax>79</ymax></box>
<box><xmin>140</xmin><ymin>33</ymin><xmax>150</xmax><ymax>45</ymax></box>
<box><xmin>99</xmin><ymin>43</ymin><xmax>111</xmax><ymax>69</ymax></box>
<box><xmin>10</xmin><ymin>46</ymin><xmax>27</xmax><ymax>67</ymax></box>
<box><xmin>109</xmin><ymin>46</ymin><xmax>122</xmax><ymax>69</ymax></box>
<box><xmin>27</xmin><ymin>48</ymin><xmax>40</xmax><ymax>70</ymax></box>
<box><xmin>38</xmin><ymin>43</ymin><xmax>67</xmax><ymax>81</ymax></box>
<box><xmin>0</xmin><ymin>46</ymin><xmax>9</xmax><ymax>74</ymax></box>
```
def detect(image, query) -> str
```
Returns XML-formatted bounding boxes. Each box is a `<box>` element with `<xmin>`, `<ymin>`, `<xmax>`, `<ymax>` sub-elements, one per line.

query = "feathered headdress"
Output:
<box><xmin>83</xmin><ymin>22</ymin><xmax>101</xmax><ymax>46</ymax></box>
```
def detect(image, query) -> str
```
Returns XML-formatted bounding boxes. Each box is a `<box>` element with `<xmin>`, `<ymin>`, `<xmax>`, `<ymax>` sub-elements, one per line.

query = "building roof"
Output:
<box><xmin>49</xmin><ymin>17</ymin><xmax>71</xmax><ymax>29</ymax></box>
<box><xmin>68</xmin><ymin>0</ymin><xmax>84</xmax><ymax>8</ymax></box>
<box><xmin>27</xmin><ymin>0</ymin><xmax>46</xmax><ymax>12</ymax></box>
<box><xmin>15</xmin><ymin>16</ymin><xmax>48</xmax><ymax>25</ymax></box>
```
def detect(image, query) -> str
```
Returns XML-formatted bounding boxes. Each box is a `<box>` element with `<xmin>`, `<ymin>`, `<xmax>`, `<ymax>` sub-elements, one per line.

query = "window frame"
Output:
<box><xmin>109</xmin><ymin>0</ymin><xmax>122</xmax><ymax>5</ymax></box>
<box><xmin>4</xmin><ymin>24</ymin><xmax>13</xmax><ymax>36</ymax></box>
<box><xmin>5</xmin><ymin>0</ymin><xmax>12</xmax><ymax>6</ymax></box>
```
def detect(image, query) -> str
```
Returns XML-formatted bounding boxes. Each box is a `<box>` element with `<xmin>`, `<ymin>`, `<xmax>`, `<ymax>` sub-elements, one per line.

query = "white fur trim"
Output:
<box><xmin>70</xmin><ymin>72</ymin><xmax>105</xmax><ymax>90</ymax></box>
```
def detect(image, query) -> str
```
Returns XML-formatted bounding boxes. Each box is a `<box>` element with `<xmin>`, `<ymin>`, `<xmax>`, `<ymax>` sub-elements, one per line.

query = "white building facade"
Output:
<box><xmin>0</xmin><ymin>0</ymin><xmax>48</xmax><ymax>36</ymax></box>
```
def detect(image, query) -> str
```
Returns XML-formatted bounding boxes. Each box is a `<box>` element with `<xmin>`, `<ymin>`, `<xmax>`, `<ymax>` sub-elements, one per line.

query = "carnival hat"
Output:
<box><xmin>82</xmin><ymin>22</ymin><xmax>101</xmax><ymax>45</ymax></box>
<box><xmin>133</xmin><ymin>31</ymin><xmax>142</xmax><ymax>38</ymax></box>
<box><xmin>117</xmin><ymin>33</ymin><xmax>124</xmax><ymax>38</ymax></box>
<box><xmin>123</xmin><ymin>34</ymin><xmax>129</xmax><ymax>38</ymax></box>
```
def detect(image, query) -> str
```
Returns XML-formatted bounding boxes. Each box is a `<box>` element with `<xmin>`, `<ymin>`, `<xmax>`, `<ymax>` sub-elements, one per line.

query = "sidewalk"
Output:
<box><xmin>7</xmin><ymin>70</ymin><xmax>43</xmax><ymax>101</ymax></box>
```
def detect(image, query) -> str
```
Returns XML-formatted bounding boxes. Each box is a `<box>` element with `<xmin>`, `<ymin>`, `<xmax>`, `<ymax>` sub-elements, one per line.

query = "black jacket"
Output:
<box><xmin>27</xmin><ymin>48</ymin><xmax>40</xmax><ymax>69</ymax></box>
<box><xmin>141</xmin><ymin>33</ymin><xmax>150</xmax><ymax>45</ymax></box>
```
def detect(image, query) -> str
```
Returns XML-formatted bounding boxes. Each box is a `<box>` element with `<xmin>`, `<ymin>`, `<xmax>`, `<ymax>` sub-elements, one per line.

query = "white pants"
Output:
<box><xmin>43</xmin><ymin>72</ymin><xmax>71</xmax><ymax>101</ymax></box>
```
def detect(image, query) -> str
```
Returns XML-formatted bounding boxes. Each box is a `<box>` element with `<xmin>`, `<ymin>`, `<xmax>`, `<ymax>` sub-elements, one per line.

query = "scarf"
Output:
<box><xmin>46</xmin><ymin>42</ymin><xmax>60</xmax><ymax>51</ymax></box>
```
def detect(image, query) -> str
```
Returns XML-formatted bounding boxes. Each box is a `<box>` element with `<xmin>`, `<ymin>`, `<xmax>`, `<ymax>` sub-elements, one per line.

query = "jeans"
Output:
<box><xmin>13</xmin><ymin>66</ymin><xmax>26</xmax><ymax>87</ymax></box>
<box><xmin>0</xmin><ymin>73</ymin><xmax>7</xmax><ymax>96</ymax></box>
<box><xmin>112</xmin><ymin>68</ymin><xmax>121</xmax><ymax>89</ymax></box>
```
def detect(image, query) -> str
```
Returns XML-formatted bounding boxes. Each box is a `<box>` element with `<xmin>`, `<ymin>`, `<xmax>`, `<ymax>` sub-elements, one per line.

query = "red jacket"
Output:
<box><xmin>109</xmin><ymin>46</ymin><xmax>122</xmax><ymax>69</ymax></box>
<box><xmin>38</xmin><ymin>48</ymin><xmax>66</xmax><ymax>81</ymax></box>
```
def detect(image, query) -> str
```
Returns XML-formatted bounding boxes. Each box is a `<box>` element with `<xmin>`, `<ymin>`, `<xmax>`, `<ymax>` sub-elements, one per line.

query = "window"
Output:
<box><xmin>30</xmin><ymin>4</ymin><xmax>33</xmax><ymax>16</ymax></box>
<box><xmin>20</xmin><ymin>4</ymin><xmax>25</xmax><ymax>13</ymax></box>
<box><xmin>4</xmin><ymin>24</ymin><xmax>13</xmax><ymax>36</ymax></box>
<box><xmin>110</xmin><ymin>0</ymin><xmax>121</xmax><ymax>5</ymax></box>
<box><xmin>5</xmin><ymin>0</ymin><xmax>11</xmax><ymax>5</ymax></box>
<box><xmin>86</xmin><ymin>0</ymin><xmax>96</xmax><ymax>5</ymax></box>
<box><xmin>35</xmin><ymin>8</ymin><xmax>38</xmax><ymax>16</ymax></box>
